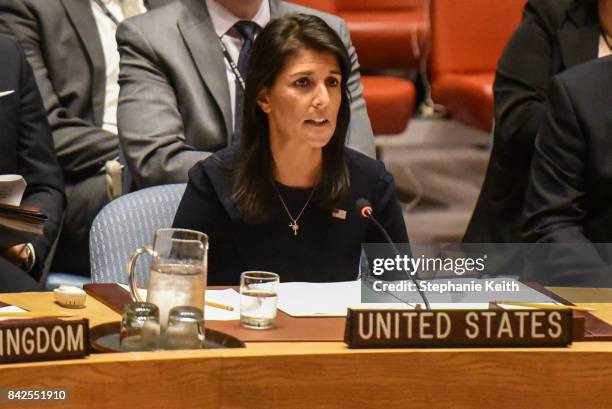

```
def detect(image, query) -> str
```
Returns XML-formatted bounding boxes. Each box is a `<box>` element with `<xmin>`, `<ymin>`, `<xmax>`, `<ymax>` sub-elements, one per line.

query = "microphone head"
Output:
<box><xmin>355</xmin><ymin>198</ymin><xmax>373</xmax><ymax>218</ymax></box>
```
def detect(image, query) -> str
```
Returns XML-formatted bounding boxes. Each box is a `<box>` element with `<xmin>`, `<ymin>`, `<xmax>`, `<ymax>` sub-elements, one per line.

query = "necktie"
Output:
<box><xmin>233</xmin><ymin>20</ymin><xmax>260</xmax><ymax>142</ymax></box>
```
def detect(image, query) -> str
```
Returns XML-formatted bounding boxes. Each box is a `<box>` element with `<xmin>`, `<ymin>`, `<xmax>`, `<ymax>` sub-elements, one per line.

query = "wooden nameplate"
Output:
<box><xmin>344</xmin><ymin>309</ymin><xmax>573</xmax><ymax>348</ymax></box>
<box><xmin>0</xmin><ymin>317</ymin><xmax>89</xmax><ymax>364</ymax></box>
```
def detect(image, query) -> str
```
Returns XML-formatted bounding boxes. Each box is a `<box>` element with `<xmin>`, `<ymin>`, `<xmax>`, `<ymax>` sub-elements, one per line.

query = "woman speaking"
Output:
<box><xmin>173</xmin><ymin>14</ymin><xmax>408</xmax><ymax>285</ymax></box>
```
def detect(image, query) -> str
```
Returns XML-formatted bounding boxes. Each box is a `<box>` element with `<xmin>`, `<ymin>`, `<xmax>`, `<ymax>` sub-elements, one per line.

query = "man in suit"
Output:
<box><xmin>116</xmin><ymin>0</ymin><xmax>376</xmax><ymax>189</ymax></box>
<box><xmin>464</xmin><ymin>0</ymin><xmax>607</xmax><ymax>244</ymax></box>
<box><xmin>0</xmin><ymin>35</ymin><xmax>64</xmax><ymax>291</ymax></box>
<box><xmin>0</xmin><ymin>0</ymin><xmax>170</xmax><ymax>275</ymax></box>
<box><xmin>523</xmin><ymin>55</ymin><xmax>612</xmax><ymax>287</ymax></box>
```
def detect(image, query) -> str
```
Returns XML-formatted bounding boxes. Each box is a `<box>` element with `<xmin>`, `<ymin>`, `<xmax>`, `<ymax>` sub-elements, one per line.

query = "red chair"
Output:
<box><xmin>335</xmin><ymin>0</ymin><xmax>428</xmax><ymax>71</ymax></box>
<box><xmin>337</xmin><ymin>0</ymin><xmax>425</xmax><ymax>134</ymax></box>
<box><xmin>361</xmin><ymin>76</ymin><xmax>415</xmax><ymax>135</ymax></box>
<box><xmin>429</xmin><ymin>0</ymin><xmax>525</xmax><ymax>132</ymax></box>
<box><xmin>288</xmin><ymin>0</ymin><xmax>421</xmax><ymax>135</ymax></box>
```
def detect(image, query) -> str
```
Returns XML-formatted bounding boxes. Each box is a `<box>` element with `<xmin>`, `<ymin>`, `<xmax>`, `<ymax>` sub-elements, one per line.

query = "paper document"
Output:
<box><xmin>117</xmin><ymin>284</ymin><xmax>240</xmax><ymax>320</ymax></box>
<box><xmin>0</xmin><ymin>304</ymin><xmax>28</xmax><ymax>321</ymax></box>
<box><xmin>204</xmin><ymin>289</ymin><xmax>241</xmax><ymax>320</ymax></box>
<box><xmin>277</xmin><ymin>281</ymin><xmax>414</xmax><ymax>317</ymax></box>
<box><xmin>277</xmin><ymin>278</ymin><xmax>562</xmax><ymax>317</ymax></box>
<box><xmin>0</xmin><ymin>305</ymin><xmax>26</xmax><ymax>313</ymax></box>
<box><xmin>0</xmin><ymin>175</ymin><xmax>26</xmax><ymax>206</ymax></box>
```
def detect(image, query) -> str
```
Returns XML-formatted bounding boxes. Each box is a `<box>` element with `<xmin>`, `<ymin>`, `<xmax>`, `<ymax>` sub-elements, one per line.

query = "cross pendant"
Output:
<box><xmin>289</xmin><ymin>221</ymin><xmax>299</xmax><ymax>236</ymax></box>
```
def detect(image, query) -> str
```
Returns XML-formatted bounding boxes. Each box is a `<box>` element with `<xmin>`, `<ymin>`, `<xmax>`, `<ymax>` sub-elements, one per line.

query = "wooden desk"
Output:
<box><xmin>1</xmin><ymin>292</ymin><xmax>612</xmax><ymax>409</ymax></box>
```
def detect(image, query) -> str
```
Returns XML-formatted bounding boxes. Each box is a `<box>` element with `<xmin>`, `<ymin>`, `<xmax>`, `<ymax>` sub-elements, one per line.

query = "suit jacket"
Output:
<box><xmin>522</xmin><ymin>56</ymin><xmax>612</xmax><ymax>286</ymax></box>
<box><xmin>464</xmin><ymin>0</ymin><xmax>600</xmax><ymax>243</ymax></box>
<box><xmin>116</xmin><ymin>0</ymin><xmax>376</xmax><ymax>189</ymax></box>
<box><xmin>173</xmin><ymin>145</ymin><xmax>407</xmax><ymax>285</ymax></box>
<box><xmin>0</xmin><ymin>35</ymin><xmax>65</xmax><ymax>280</ymax></box>
<box><xmin>0</xmin><ymin>0</ymin><xmax>170</xmax><ymax>181</ymax></box>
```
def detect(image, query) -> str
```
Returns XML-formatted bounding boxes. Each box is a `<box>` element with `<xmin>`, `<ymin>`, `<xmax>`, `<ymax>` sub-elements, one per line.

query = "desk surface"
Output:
<box><xmin>1</xmin><ymin>291</ymin><xmax>612</xmax><ymax>409</ymax></box>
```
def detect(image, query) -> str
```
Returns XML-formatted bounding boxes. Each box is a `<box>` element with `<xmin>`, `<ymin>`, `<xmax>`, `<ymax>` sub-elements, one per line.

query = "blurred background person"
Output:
<box><xmin>465</xmin><ymin>0</ymin><xmax>611</xmax><ymax>244</ymax></box>
<box><xmin>523</xmin><ymin>55</ymin><xmax>612</xmax><ymax>286</ymax></box>
<box><xmin>116</xmin><ymin>0</ymin><xmax>375</xmax><ymax>190</ymax></box>
<box><xmin>0</xmin><ymin>35</ymin><xmax>64</xmax><ymax>291</ymax></box>
<box><xmin>173</xmin><ymin>14</ymin><xmax>406</xmax><ymax>285</ymax></box>
<box><xmin>0</xmin><ymin>0</ymin><xmax>171</xmax><ymax>276</ymax></box>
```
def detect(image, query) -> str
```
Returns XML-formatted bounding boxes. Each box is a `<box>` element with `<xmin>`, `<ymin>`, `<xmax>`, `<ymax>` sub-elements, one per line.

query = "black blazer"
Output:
<box><xmin>464</xmin><ymin>0</ymin><xmax>600</xmax><ymax>243</ymax></box>
<box><xmin>0</xmin><ymin>35</ymin><xmax>65</xmax><ymax>280</ymax></box>
<box><xmin>523</xmin><ymin>56</ymin><xmax>612</xmax><ymax>286</ymax></box>
<box><xmin>173</xmin><ymin>146</ymin><xmax>408</xmax><ymax>285</ymax></box>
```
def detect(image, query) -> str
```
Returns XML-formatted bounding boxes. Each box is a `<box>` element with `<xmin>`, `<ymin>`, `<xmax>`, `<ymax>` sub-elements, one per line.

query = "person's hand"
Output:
<box><xmin>2</xmin><ymin>244</ymin><xmax>29</xmax><ymax>268</ymax></box>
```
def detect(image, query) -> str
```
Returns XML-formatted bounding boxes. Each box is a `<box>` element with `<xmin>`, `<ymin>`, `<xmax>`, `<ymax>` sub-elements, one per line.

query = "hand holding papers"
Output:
<box><xmin>0</xmin><ymin>175</ymin><xmax>47</xmax><ymax>247</ymax></box>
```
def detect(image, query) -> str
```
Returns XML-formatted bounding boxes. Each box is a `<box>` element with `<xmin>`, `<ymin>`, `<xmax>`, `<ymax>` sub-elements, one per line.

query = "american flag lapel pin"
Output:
<box><xmin>332</xmin><ymin>209</ymin><xmax>347</xmax><ymax>220</ymax></box>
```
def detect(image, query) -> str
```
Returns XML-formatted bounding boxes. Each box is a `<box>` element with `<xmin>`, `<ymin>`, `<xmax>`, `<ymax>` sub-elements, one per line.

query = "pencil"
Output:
<box><xmin>205</xmin><ymin>300</ymin><xmax>234</xmax><ymax>311</ymax></box>
<box><xmin>496</xmin><ymin>301</ymin><xmax>594</xmax><ymax>312</ymax></box>
<box><xmin>0</xmin><ymin>312</ymin><xmax>76</xmax><ymax>318</ymax></box>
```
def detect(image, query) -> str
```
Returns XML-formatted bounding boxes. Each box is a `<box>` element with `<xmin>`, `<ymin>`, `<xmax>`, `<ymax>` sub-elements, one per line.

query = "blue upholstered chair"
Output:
<box><xmin>44</xmin><ymin>272</ymin><xmax>91</xmax><ymax>290</ymax></box>
<box><xmin>89</xmin><ymin>183</ymin><xmax>187</xmax><ymax>285</ymax></box>
<box><xmin>44</xmin><ymin>230</ymin><xmax>91</xmax><ymax>290</ymax></box>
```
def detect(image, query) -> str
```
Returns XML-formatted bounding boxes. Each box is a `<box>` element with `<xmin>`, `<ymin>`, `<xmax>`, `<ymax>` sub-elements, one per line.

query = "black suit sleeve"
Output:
<box><xmin>522</xmin><ymin>75</ymin><xmax>611</xmax><ymax>286</ymax></box>
<box><xmin>493</xmin><ymin>0</ymin><xmax>558</xmax><ymax>157</ymax></box>
<box><xmin>14</xmin><ymin>39</ymin><xmax>65</xmax><ymax>279</ymax></box>
<box><xmin>116</xmin><ymin>19</ymin><xmax>211</xmax><ymax>188</ymax></box>
<box><xmin>0</xmin><ymin>0</ymin><xmax>118</xmax><ymax>178</ymax></box>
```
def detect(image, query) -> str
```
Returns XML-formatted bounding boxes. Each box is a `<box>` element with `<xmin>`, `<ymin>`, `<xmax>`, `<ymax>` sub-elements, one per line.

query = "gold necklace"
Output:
<box><xmin>275</xmin><ymin>184</ymin><xmax>317</xmax><ymax>236</ymax></box>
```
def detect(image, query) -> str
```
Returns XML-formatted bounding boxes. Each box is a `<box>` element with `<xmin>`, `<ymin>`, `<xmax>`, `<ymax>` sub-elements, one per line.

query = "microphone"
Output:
<box><xmin>355</xmin><ymin>198</ymin><xmax>431</xmax><ymax>310</ymax></box>
<box><xmin>356</xmin><ymin>198</ymin><xmax>373</xmax><ymax>218</ymax></box>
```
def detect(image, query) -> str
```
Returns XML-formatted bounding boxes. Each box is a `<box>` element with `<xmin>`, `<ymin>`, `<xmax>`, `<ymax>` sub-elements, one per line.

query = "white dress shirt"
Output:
<box><xmin>205</xmin><ymin>0</ymin><xmax>270</xmax><ymax>130</ymax></box>
<box><xmin>91</xmin><ymin>0</ymin><xmax>146</xmax><ymax>135</ymax></box>
<box><xmin>598</xmin><ymin>34</ymin><xmax>612</xmax><ymax>58</ymax></box>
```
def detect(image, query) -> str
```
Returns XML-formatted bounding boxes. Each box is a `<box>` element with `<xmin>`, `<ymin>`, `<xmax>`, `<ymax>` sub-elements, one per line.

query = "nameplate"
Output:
<box><xmin>344</xmin><ymin>309</ymin><xmax>572</xmax><ymax>348</ymax></box>
<box><xmin>0</xmin><ymin>318</ymin><xmax>89</xmax><ymax>364</ymax></box>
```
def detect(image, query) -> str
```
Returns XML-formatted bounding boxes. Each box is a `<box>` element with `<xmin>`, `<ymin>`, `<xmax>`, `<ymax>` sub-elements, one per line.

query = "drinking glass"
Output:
<box><xmin>120</xmin><ymin>302</ymin><xmax>160</xmax><ymax>351</ymax></box>
<box><xmin>240</xmin><ymin>271</ymin><xmax>279</xmax><ymax>329</ymax></box>
<box><xmin>164</xmin><ymin>306</ymin><xmax>205</xmax><ymax>349</ymax></box>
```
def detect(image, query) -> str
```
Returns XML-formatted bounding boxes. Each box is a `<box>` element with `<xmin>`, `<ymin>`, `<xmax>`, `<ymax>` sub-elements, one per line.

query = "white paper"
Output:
<box><xmin>0</xmin><ymin>305</ymin><xmax>27</xmax><ymax>313</ymax></box>
<box><xmin>118</xmin><ymin>284</ymin><xmax>240</xmax><ymax>321</ymax></box>
<box><xmin>277</xmin><ymin>281</ymin><xmax>409</xmax><ymax>317</ymax></box>
<box><xmin>0</xmin><ymin>304</ymin><xmax>28</xmax><ymax>321</ymax></box>
<box><xmin>277</xmin><ymin>278</ymin><xmax>562</xmax><ymax>317</ymax></box>
<box><xmin>0</xmin><ymin>174</ymin><xmax>26</xmax><ymax>206</ymax></box>
<box><xmin>204</xmin><ymin>289</ymin><xmax>241</xmax><ymax>320</ymax></box>
<box><xmin>120</xmin><ymin>278</ymin><xmax>563</xmax><ymax>321</ymax></box>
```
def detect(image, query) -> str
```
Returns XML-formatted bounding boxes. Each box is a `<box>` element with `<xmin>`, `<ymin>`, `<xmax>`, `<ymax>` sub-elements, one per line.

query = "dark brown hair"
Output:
<box><xmin>232</xmin><ymin>14</ymin><xmax>351</xmax><ymax>223</ymax></box>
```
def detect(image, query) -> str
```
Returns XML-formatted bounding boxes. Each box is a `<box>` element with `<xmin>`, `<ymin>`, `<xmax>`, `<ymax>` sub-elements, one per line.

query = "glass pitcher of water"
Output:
<box><xmin>127</xmin><ymin>228</ymin><xmax>208</xmax><ymax>333</ymax></box>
